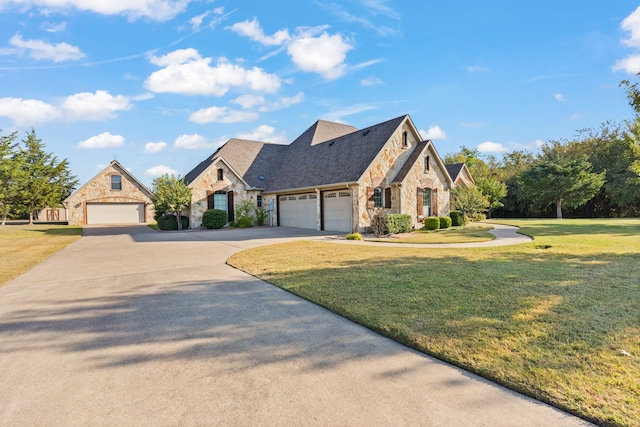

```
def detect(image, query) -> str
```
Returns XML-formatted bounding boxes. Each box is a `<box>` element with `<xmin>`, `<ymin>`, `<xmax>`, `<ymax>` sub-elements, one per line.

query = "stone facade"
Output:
<box><xmin>64</xmin><ymin>161</ymin><xmax>154</xmax><ymax>225</ymax></box>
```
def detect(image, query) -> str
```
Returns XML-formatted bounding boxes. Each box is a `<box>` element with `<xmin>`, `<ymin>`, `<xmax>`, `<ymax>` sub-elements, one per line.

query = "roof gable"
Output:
<box><xmin>392</xmin><ymin>140</ymin><xmax>454</xmax><ymax>186</ymax></box>
<box><xmin>265</xmin><ymin>115</ymin><xmax>407</xmax><ymax>192</ymax></box>
<box><xmin>446</xmin><ymin>162</ymin><xmax>475</xmax><ymax>186</ymax></box>
<box><xmin>65</xmin><ymin>160</ymin><xmax>153</xmax><ymax>202</ymax></box>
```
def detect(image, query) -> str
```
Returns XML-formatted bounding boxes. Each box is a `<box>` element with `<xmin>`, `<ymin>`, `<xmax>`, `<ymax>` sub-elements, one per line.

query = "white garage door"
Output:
<box><xmin>279</xmin><ymin>194</ymin><xmax>317</xmax><ymax>229</ymax></box>
<box><xmin>86</xmin><ymin>203</ymin><xmax>145</xmax><ymax>225</ymax></box>
<box><xmin>323</xmin><ymin>191</ymin><xmax>352</xmax><ymax>233</ymax></box>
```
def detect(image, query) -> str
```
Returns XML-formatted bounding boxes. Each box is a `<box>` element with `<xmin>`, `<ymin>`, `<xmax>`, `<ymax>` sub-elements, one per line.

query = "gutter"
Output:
<box><xmin>261</xmin><ymin>182</ymin><xmax>358</xmax><ymax>195</ymax></box>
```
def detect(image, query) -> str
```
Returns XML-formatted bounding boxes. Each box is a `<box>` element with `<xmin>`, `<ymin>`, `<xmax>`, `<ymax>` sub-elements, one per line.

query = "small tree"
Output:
<box><xmin>15</xmin><ymin>129</ymin><xmax>77</xmax><ymax>224</ymax></box>
<box><xmin>151</xmin><ymin>174</ymin><xmax>192</xmax><ymax>230</ymax></box>
<box><xmin>477</xmin><ymin>177</ymin><xmax>507</xmax><ymax>219</ymax></box>
<box><xmin>451</xmin><ymin>185</ymin><xmax>489</xmax><ymax>220</ymax></box>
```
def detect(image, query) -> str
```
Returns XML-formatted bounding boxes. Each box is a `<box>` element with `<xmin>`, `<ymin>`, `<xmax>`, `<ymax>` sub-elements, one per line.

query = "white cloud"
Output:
<box><xmin>145</xmin><ymin>48</ymin><xmax>281</xmax><ymax>96</ymax></box>
<box><xmin>0</xmin><ymin>0</ymin><xmax>193</xmax><ymax>21</ymax></box>
<box><xmin>143</xmin><ymin>141</ymin><xmax>167</xmax><ymax>154</ymax></box>
<box><xmin>0</xmin><ymin>97</ymin><xmax>61</xmax><ymax>126</ymax></box>
<box><xmin>229</xmin><ymin>19</ymin><xmax>353</xmax><ymax>80</ymax></box>
<box><xmin>227</xmin><ymin>18</ymin><xmax>291</xmax><ymax>46</ymax></box>
<box><xmin>554</xmin><ymin>93</ymin><xmax>566</xmax><ymax>102</ymax></box>
<box><xmin>236</xmin><ymin>125</ymin><xmax>287</xmax><ymax>144</ymax></box>
<box><xmin>62</xmin><ymin>90</ymin><xmax>132</xmax><ymax>121</ymax></box>
<box><xmin>231</xmin><ymin>94</ymin><xmax>265</xmax><ymax>109</ymax></box>
<box><xmin>613</xmin><ymin>53</ymin><xmax>640</xmax><ymax>74</ymax></box>
<box><xmin>40</xmin><ymin>22</ymin><xmax>67</xmax><ymax>33</ymax></box>
<box><xmin>466</xmin><ymin>65</ymin><xmax>489</xmax><ymax>73</ymax></box>
<box><xmin>78</xmin><ymin>132</ymin><xmax>125</xmax><ymax>149</ymax></box>
<box><xmin>361</xmin><ymin>76</ymin><xmax>383</xmax><ymax>86</ymax></box>
<box><xmin>174</xmin><ymin>133</ymin><xmax>224</xmax><ymax>150</ymax></box>
<box><xmin>614</xmin><ymin>7</ymin><xmax>640</xmax><ymax>73</ymax></box>
<box><xmin>621</xmin><ymin>6</ymin><xmax>640</xmax><ymax>48</ymax></box>
<box><xmin>189</xmin><ymin>106</ymin><xmax>258</xmax><ymax>124</ymax></box>
<box><xmin>477</xmin><ymin>141</ymin><xmax>508</xmax><ymax>153</ymax></box>
<box><xmin>419</xmin><ymin>125</ymin><xmax>447</xmax><ymax>141</ymax></box>
<box><xmin>259</xmin><ymin>92</ymin><xmax>304</xmax><ymax>112</ymax></box>
<box><xmin>287</xmin><ymin>29</ymin><xmax>353</xmax><ymax>79</ymax></box>
<box><xmin>8</xmin><ymin>33</ymin><xmax>84</xmax><ymax>62</ymax></box>
<box><xmin>145</xmin><ymin>165</ymin><xmax>179</xmax><ymax>177</ymax></box>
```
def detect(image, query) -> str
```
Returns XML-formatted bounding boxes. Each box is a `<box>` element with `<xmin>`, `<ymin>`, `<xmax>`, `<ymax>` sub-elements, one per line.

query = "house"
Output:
<box><xmin>64</xmin><ymin>160</ymin><xmax>154</xmax><ymax>225</ymax></box>
<box><xmin>445</xmin><ymin>163</ymin><xmax>475</xmax><ymax>187</ymax></box>
<box><xmin>185</xmin><ymin>115</ymin><xmax>456</xmax><ymax>233</ymax></box>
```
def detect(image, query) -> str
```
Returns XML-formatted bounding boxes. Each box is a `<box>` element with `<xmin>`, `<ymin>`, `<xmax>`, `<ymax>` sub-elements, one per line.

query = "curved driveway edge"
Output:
<box><xmin>0</xmin><ymin>225</ymin><xmax>588</xmax><ymax>426</ymax></box>
<box><xmin>322</xmin><ymin>222</ymin><xmax>533</xmax><ymax>248</ymax></box>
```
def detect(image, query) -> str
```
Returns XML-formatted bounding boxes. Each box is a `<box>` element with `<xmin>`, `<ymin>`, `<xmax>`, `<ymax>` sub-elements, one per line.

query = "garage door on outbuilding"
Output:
<box><xmin>278</xmin><ymin>193</ymin><xmax>317</xmax><ymax>229</ymax></box>
<box><xmin>322</xmin><ymin>191</ymin><xmax>352</xmax><ymax>233</ymax></box>
<box><xmin>86</xmin><ymin>203</ymin><xmax>145</xmax><ymax>225</ymax></box>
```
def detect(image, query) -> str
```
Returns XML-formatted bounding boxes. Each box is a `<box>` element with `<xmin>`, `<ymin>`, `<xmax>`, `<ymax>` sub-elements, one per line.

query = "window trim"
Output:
<box><xmin>402</xmin><ymin>131</ymin><xmax>408</xmax><ymax>148</ymax></box>
<box><xmin>373</xmin><ymin>187</ymin><xmax>383</xmax><ymax>208</ymax></box>
<box><xmin>425</xmin><ymin>155</ymin><xmax>430</xmax><ymax>172</ymax></box>
<box><xmin>110</xmin><ymin>174</ymin><xmax>122</xmax><ymax>191</ymax></box>
<box><xmin>216</xmin><ymin>168</ymin><xmax>224</xmax><ymax>181</ymax></box>
<box><xmin>256</xmin><ymin>194</ymin><xmax>263</xmax><ymax>208</ymax></box>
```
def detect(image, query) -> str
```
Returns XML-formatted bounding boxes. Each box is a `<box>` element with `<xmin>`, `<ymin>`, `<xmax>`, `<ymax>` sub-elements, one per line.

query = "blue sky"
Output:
<box><xmin>1</xmin><ymin>1</ymin><xmax>640</xmax><ymax>187</ymax></box>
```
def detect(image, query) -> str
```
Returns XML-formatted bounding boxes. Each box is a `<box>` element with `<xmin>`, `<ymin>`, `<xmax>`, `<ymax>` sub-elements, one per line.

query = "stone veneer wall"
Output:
<box><xmin>398</xmin><ymin>144</ymin><xmax>450</xmax><ymax>229</ymax></box>
<box><xmin>355</xmin><ymin>122</ymin><xmax>450</xmax><ymax>232</ymax></box>
<box><xmin>65</xmin><ymin>164</ymin><xmax>154</xmax><ymax>225</ymax></box>
<box><xmin>188</xmin><ymin>161</ymin><xmax>249</xmax><ymax>228</ymax></box>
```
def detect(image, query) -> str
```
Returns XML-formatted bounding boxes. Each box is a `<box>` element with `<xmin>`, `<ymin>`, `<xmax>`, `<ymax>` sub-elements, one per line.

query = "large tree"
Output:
<box><xmin>517</xmin><ymin>141</ymin><xmax>605</xmax><ymax>219</ymax></box>
<box><xmin>151</xmin><ymin>174</ymin><xmax>192</xmax><ymax>231</ymax></box>
<box><xmin>0</xmin><ymin>131</ymin><xmax>19</xmax><ymax>225</ymax></box>
<box><xmin>16</xmin><ymin>130</ymin><xmax>78</xmax><ymax>224</ymax></box>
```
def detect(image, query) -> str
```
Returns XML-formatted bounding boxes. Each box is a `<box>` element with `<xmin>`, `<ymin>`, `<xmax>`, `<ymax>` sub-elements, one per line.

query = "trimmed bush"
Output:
<box><xmin>157</xmin><ymin>213</ymin><xmax>189</xmax><ymax>231</ymax></box>
<box><xmin>386</xmin><ymin>214</ymin><xmax>412</xmax><ymax>234</ymax></box>
<box><xmin>346</xmin><ymin>233</ymin><xmax>363</xmax><ymax>240</ymax></box>
<box><xmin>472</xmin><ymin>212</ymin><xmax>487</xmax><ymax>221</ymax></box>
<box><xmin>369</xmin><ymin>208</ymin><xmax>387</xmax><ymax>237</ymax></box>
<box><xmin>450</xmin><ymin>210</ymin><xmax>467</xmax><ymax>227</ymax></box>
<box><xmin>236</xmin><ymin>215</ymin><xmax>253</xmax><ymax>228</ymax></box>
<box><xmin>202</xmin><ymin>209</ymin><xmax>227</xmax><ymax>229</ymax></box>
<box><xmin>439</xmin><ymin>216</ymin><xmax>452</xmax><ymax>229</ymax></box>
<box><xmin>423</xmin><ymin>216</ymin><xmax>440</xmax><ymax>230</ymax></box>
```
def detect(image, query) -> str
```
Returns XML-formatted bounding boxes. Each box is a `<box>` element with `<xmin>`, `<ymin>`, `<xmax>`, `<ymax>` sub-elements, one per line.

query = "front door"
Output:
<box><xmin>422</xmin><ymin>188</ymin><xmax>432</xmax><ymax>217</ymax></box>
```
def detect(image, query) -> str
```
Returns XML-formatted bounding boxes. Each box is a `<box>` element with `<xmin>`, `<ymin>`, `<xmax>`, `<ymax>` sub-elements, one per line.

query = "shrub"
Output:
<box><xmin>157</xmin><ymin>213</ymin><xmax>189</xmax><ymax>231</ymax></box>
<box><xmin>236</xmin><ymin>215</ymin><xmax>253</xmax><ymax>228</ymax></box>
<box><xmin>255</xmin><ymin>207</ymin><xmax>268</xmax><ymax>226</ymax></box>
<box><xmin>423</xmin><ymin>216</ymin><xmax>440</xmax><ymax>230</ymax></box>
<box><xmin>369</xmin><ymin>208</ymin><xmax>387</xmax><ymax>237</ymax></box>
<box><xmin>472</xmin><ymin>212</ymin><xmax>487</xmax><ymax>221</ymax></box>
<box><xmin>202</xmin><ymin>209</ymin><xmax>227</xmax><ymax>229</ymax></box>
<box><xmin>346</xmin><ymin>233</ymin><xmax>363</xmax><ymax>240</ymax></box>
<box><xmin>439</xmin><ymin>216</ymin><xmax>452</xmax><ymax>229</ymax></box>
<box><xmin>386</xmin><ymin>214</ymin><xmax>412</xmax><ymax>234</ymax></box>
<box><xmin>450</xmin><ymin>210</ymin><xmax>468</xmax><ymax>227</ymax></box>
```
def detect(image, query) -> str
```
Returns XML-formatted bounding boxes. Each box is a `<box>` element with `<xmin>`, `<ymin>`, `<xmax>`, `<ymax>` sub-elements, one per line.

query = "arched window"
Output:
<box><xmin>422</xmin><ymin>188</ymin><xmax>432</xmax><ymax>217</ymax></box>
<box><xmin>373</xmin><ymin>187</ymin><xmax>383</xmax><ymax>208</ymax></box>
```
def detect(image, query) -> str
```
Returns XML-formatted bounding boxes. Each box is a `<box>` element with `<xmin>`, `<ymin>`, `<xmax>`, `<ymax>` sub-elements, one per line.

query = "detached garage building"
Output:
<box><xmin>65</xmin><ymin>160</ymin><xmax>154</xmax><ymax>226</ymax></box>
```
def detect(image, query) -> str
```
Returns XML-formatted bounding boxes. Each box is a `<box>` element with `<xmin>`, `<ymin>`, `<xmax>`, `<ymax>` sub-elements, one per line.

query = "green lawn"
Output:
<box><xmin>0</xmin><ymin>224</ymin><xmax>82</xmax><ymax>285</ymax></box>
<box><xmin>367</xmin><ymin>222</ymin><xmax>495</xmax><ymax>244</ymax></box>
<box><xmin>228</xmin><ymin>218</ymin><xmax>640</xmax><ymax>427</ymax></box>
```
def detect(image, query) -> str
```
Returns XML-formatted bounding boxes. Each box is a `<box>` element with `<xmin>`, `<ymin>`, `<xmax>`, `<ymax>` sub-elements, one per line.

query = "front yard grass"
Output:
<box><xmin>228</xmin><ymin>218</ymin><xmax>640</xmax><ymax>427</ymax></box>
<box><xmin>0</xmin><ymin>224</ymin><xmax>82</xmax><ymax>285</ymax></box>
<box><xmin>368</xmin><ymin>222</ymin><xmax>495</xmax><ymax>244</ymax></box>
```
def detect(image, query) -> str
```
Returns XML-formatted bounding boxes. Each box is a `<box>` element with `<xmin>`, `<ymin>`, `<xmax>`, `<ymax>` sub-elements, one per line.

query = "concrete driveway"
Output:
<box><xmin>0</xmin><ymin>225</ymin><xmax>591</xmax><ymax>426</ymax></box>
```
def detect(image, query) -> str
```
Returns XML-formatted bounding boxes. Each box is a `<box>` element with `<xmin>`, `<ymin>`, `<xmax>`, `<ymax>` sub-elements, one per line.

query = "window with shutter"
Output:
<box><xmin>416</xmin><ymin>187</ymin><xmax>423</xmax><ymax>219</ymax></box>
<box><xmin>384</xmin><ymin>187</ymin><xmax>391</xmax><ymax>208</ymax></box>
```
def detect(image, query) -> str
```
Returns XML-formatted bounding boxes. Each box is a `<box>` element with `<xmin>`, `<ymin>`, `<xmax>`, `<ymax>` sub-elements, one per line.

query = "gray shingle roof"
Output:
<box><xmin>445</xmin><ymin>163</ymin><xmax>465</xmax><ymax>181</ymax></box>
<box><xmin>184</xmin><ymin>139</ymin><xmax>288</xmax><ymax>188</ymax></box>
<box><xmin>265</xmin><ymin>115</ymin><xmax>407</xmax><ymax>192</ymax></box>
<box><xmin>391</xmin><ymin>140</ymin><xmax>428</xmax><ymax>184</ymax></box>
<box><xmin>184</xmin><ymin>115</ymin><xmax>408</xmax><ymax>192</ymax></box>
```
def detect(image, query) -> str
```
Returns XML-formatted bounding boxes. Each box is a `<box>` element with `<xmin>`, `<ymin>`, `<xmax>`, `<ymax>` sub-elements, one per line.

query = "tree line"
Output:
<box><xmin>447</xmin><ymin>76</ymin><xmax>640</xmax><ymax>219</ymax></box>
<box><xmin>0</xmin><ymin>129</ymin><xmax>77</xmax><ymax>224</ymax></box>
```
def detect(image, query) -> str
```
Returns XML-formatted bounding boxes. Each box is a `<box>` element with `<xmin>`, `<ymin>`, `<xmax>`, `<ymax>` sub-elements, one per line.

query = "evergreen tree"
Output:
<box><xmin>16</xmin><ymin>129</ymin><xmax>78</xmax><ymax>224</ymax></box>
<box><xmin>0</xmin><ymin>131</ymin><xmax>19</xmax><ymax>225</ymax></box>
